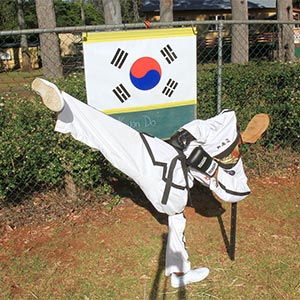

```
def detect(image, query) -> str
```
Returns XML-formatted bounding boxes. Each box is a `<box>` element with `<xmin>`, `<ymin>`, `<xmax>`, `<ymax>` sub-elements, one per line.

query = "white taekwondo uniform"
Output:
<box><xmin>54</xmin><ymin>91</ymin><xmax>250</xmax><ymax>276</ymax></box>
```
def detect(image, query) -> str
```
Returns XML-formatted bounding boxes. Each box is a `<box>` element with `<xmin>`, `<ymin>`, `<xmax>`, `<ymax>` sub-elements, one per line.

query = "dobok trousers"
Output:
<box><xmin>55</xmin><ymin>92</ymin><xmax>193</xmax><ymax>275</ymax></box>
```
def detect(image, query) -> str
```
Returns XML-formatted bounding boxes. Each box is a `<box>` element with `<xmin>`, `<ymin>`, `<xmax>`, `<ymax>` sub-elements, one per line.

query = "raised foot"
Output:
<box><xmin>32</xmin><ymin>78</ymin><xmax>64</xmax><ymax>112</ymax></box>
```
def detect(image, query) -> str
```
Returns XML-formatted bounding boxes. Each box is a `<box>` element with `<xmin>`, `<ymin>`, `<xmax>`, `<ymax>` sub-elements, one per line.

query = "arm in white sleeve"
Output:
<box><xmin>181</xmin><ymin>119</ymin><xmax>210</xmax><ymax>144</ymax></box>
<box><xmin>209</xmin><ymin>159</ymin><xmax>250</xmax><ymax>203</ymax></box>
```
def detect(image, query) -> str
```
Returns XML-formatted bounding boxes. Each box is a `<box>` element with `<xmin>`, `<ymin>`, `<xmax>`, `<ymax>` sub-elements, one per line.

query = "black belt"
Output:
<box><xmin>161</xmin><ymin>152</ymin><xmax>191</xmax><ymax>206</ymax></box>
<box><xmin>140</xmin><ymin>132</ymin><xmax>191</xmax><ymax>207</ymax></box>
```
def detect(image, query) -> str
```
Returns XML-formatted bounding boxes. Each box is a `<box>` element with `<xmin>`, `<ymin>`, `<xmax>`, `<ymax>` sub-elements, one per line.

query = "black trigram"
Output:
<box><xmin>160</xmin><ymin>44</ymin><xmax>177</xmax><ymax>64</ymax></box>
<box><xmin>112</xmin><ymin>84</ymin><xmax>131</xmax><ymax>103</ymax></box>
<box><xmin>162</xmin><ymin>79</ymin><xmax>178</xmax><ymax>97</ymax></box>
<box><xmin>111</xmin><ymin>48</ymin><xmax>128</xmax><ymax>69</ymax></box>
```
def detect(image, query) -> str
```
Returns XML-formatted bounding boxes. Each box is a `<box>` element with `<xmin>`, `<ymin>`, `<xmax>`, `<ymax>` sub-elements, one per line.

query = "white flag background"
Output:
<box><xmin>83</xmin><ymin>28</ymin><xmax>197</xmax><ymax>114</ymax></box>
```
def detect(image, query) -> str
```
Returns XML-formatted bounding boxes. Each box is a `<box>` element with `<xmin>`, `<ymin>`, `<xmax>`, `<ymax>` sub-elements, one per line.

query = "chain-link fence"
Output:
<box><xmin>1</xmin><ymin>20</ymin><xmax>300</xmax><ymax>226</ymax></box>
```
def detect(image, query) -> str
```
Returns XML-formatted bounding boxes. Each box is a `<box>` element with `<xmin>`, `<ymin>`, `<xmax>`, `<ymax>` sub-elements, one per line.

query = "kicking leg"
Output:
<box><xmin>32</xmin><ymin>77</ymin><xmax>156</xmax><ymax>181</ymax></box>
<box><xmin>32</xmin><ymin>78</ymin><xmax>189</xmax><ymax>215</ymax></box>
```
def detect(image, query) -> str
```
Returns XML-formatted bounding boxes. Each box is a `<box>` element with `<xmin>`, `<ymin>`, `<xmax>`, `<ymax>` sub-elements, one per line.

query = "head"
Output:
<box><xmin>213</xmin><ymin>131</ymin><xmax>241</xmax><ymax>169</ymax></box>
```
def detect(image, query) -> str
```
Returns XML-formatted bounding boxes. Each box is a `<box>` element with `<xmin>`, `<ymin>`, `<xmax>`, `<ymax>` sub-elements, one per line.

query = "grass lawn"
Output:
<box><xmin>0</xmin><ymin>70</ymin><xmax>43</xmax><ymax>95</ymax></box>
<box><xmin>0</xmin><ymin>174</ymin><xmax>299</xmax><ymax>300</ymax></box>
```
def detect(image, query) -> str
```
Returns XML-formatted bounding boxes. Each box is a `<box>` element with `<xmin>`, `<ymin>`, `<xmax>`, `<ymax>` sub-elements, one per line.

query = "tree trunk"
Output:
<box><xmin>102</xmin><ymin>0</ymin><xmax>122</xmax><ymax>25</ymax></box>
<box><xmin>17</xmin><ymin>0</ymin><xmax>32</xmax><ymax>72</ymax></box>
<box><xmin>35</xmin><ymin>0</ymin><xmax>63</xmax><ymax>79</ymax></box>
<box><xmin>277</xmin><ymin>0</ymin><xmax>295</xmax><ymax>62</ymax></box>
<box><xmin>231</xmin><ymin>0</ymin><xmax>249</xmax><ymax>64</ymax></box>
<box><xmin>160</xmin><ymin>0</ymin><xmax>173</xmax><ymax>22</ymax></box>
<box><xmin>92</xmin><ymin>0</ymin><xmax>103</xmax><ymax>13</ymax></box>
<box><xmin>75</xmin><ymin>0</ymin><xmax>86</xmax><ymax>25</ymax></box>
<box><xmin>132</xmin><ymin>0</ymin><xmax>140</xmax><ymax>22</ymax></box>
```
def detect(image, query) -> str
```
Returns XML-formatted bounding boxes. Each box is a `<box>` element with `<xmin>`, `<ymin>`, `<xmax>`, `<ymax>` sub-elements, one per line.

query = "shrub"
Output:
<box><xmin>197</xmin><ymin>62</ymin><xmax>300</xmax><ymax>150</ymax></box>
<box><xmin>0</xmin><ymin>92</ymin><xmax>64</xmax><ymax>202</ymax></box>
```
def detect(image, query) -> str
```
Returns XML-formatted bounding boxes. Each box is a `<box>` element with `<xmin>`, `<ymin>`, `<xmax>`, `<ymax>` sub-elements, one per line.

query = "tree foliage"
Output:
<box><xmin>293</xmin><ymin>0</ymin><xmax>300</xmax><ymax>8</ymax></box>
<box><xmin>54</xmin><ymin>0</ymin><xmax>104</xmax><ymax>26</ymax></box>
<box><xmin>0</xmin><ymin>0</ymin><xmax>146</xmax><ymax>31</ymax></box>
<box><xmin>0</xmin><ymin>0</ymin><xmax>24</xmax><ymax>30</ymax></box>
<box><xmin>0</xmin><ymin>0</ymin><xmax>104</xmax><ymax>30</ymax></box>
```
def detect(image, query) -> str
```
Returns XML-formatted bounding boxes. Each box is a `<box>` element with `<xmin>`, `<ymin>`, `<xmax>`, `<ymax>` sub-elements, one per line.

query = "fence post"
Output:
<box><xmin>230</xmin><ymin>202</ymin><xmax>237</xmax><ymax>260</ymax></box>
<box><xmin>217</xmin><ymin>21</ymin><xmax>237</xmax><ymax>261</ymax></box>
<box><xmin>217</xmin><ymin>22</ymin><xmax>223</xmax><ymax>114</ymax></box>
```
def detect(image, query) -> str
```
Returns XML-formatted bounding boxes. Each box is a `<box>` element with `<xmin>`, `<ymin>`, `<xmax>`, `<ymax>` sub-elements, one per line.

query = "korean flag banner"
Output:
<box><xmin>82</xmin><ymin>27</ymin><xmax>197</xmax><ymax>139</ymax></box>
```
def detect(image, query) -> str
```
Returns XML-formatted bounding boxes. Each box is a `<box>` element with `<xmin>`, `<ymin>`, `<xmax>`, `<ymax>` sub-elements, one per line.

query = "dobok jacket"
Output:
<box><xmin>55</xmin><ymin>93</ymin><xmax>250</xmax><ymax>216</ymax></box>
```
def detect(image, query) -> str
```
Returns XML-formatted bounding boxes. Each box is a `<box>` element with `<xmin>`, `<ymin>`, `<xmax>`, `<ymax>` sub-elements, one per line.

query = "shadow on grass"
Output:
<box><xmin>190</xmin><ymin>182</ymin><xmax>237</xmax><ymax>260</ymax></box>
<box><xmin>114</xmin><ymin>178</ymin><xmax>236</xmax><ymax>296</ymax></box>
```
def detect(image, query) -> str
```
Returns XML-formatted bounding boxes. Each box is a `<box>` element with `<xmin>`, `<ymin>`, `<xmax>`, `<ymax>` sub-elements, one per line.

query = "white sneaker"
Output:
<box><xmin>32</xmin><ymin>78</ymin><xmax>64</xmax><ymax>112</ymax></box>
<box><xmin>171</xmin><ymin>267</ymin><xmax>209</xmax><ymax>288</ymax></box>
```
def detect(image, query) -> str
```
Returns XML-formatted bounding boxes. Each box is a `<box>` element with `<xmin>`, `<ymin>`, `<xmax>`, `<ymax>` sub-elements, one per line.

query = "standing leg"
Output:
<box><xmin>166</xmin><ymin>213</ymin><xmax>210</xmax><ymax>288</ymax></box>
<box><xmin>165</xmin><ymin>213</ymin><xmax>191</xmax><ymax>276</ymax></box>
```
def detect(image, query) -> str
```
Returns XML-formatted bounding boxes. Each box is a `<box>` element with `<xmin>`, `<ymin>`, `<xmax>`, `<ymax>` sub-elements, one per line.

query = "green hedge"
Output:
<box><xmin>197</xmin><ymin>62</ymin><xmax>300</xmax><ymax>150</ymax></box>
<box><xmin>0</xmin><ymin>74</ymin><xmax>123</xmax><ymax>204</ymax></box>
<box><xmin>0</xmin><ymin>93</ymin><xmax>63</xmax><ymax>202</ymax></box>
<box><xmin>1</xmin><ymin>62</ymin><xmax>299</xmax><ymax>204</ymax></box>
